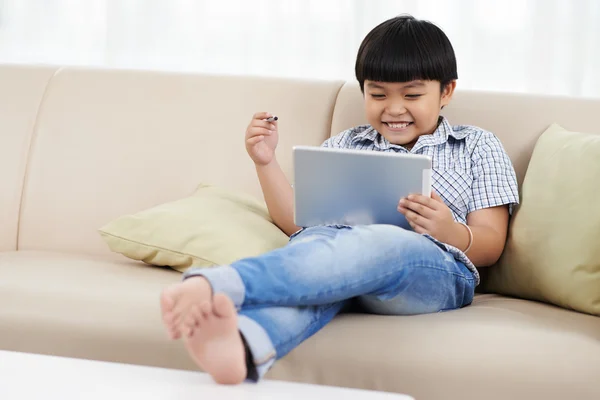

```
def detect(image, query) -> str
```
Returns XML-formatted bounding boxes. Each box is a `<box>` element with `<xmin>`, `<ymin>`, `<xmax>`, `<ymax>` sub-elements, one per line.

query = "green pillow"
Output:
<box><xmin>99</xmin><ymin>184</ymin><xmax>290</xmax><ymax>272</ymax></box>
<box><xmin>481</xmin><ymin>124</ymin><xmax>600</xmax><ymax>316</ymax></box>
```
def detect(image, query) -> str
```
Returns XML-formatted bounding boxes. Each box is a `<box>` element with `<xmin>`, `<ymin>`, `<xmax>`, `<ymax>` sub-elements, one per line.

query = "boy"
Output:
<box><xmin>160</xmin><ymin>14</ymin><xmax>519</xmax><ymax>384</ymax></box>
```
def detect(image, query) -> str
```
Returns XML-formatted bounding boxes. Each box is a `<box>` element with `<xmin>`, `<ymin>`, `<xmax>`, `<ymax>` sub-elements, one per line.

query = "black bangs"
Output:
<box><xmin>355</xmin><ymin>15</ymin><xmax>458</xmax><ymax>92</ymax></box>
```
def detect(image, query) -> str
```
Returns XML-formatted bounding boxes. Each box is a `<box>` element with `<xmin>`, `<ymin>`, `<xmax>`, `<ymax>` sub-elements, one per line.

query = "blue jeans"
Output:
<box><xmin>183</xmin><ymin>225</ymin><xmax>476</xmax><ymax>380</ymax></box>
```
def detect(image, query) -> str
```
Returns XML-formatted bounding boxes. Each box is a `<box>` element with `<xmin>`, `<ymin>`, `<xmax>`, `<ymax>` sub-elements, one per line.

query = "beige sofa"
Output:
<box><xmin>1</xmin><ymin>65</ymin><xmax>599</xmax><ymax>400</ymax></box>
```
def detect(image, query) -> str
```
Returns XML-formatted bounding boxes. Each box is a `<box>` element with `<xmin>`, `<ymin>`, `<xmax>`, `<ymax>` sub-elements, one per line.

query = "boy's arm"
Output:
<box><xmin>256</xmin><ymin>127</ymin><xmax>352</xmax><ymax>236</ymax></box>
<box><xmin>400</xmin><ymin>132</ymin><xmax>518</xmax><ymax>267</ymax></box>
<box><xmin>256</xmin><ymin>160</ymin><xmax>300</xmax><ymax>237</ymax></box>
<box><xmin>399</xmin><ymin>194</ymin><xmax>510</xmax><ymax>267</ymax></box>
<box><xmin>245</xmin><ymin>112</ymin><xmax>300</xmax><ymax>237</ymax></box>
<box><xmin>447</xmin><ymin>206</ymin><xmax>509</xmax><ymax>267</ymax></box>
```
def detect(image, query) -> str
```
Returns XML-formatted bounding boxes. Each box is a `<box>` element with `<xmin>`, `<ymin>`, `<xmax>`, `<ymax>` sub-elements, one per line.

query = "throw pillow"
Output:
<box><xmin>99</xmin><ymin>184</ymin><xmax>290</xmax><ymax>272</ymax></box>
<box><xmin>480</xmin><ymin>124</ymin><xmax>600</xmax><ymax>316</ymax></box>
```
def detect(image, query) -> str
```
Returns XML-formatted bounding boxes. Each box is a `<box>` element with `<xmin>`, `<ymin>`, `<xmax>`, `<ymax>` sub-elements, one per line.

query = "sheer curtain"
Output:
<box><xmin>0</xmin><ymin>0</ymin><xmax>598</xmax><ymax>97</ymax></box>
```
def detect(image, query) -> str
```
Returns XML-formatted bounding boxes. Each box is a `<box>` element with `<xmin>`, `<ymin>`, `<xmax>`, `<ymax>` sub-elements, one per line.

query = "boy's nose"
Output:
<box><xmin>385</xmin><ymin>102</ymin><xmax>407</xmax><ymax>116</ymax></box>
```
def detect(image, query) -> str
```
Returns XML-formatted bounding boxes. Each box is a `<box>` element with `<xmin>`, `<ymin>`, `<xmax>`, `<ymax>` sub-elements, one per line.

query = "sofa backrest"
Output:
<box><xmin>331</xmin><ymin>82</ymin><xmax>600</xmax><ymax>185</ymax></box>
<box><xmin>3</xmin><ymin>65</ymin><xmax>600</xmax><ymax>256</ymax></box>
<box><xmin>0</xmin><ymin>65</ymin><xmax>58</xmax><ymax>251</ymax></box>
<box><xmin>15</xmin><ymin>67</ymin><xmax>343</xmax><ymax>255</ymax></box>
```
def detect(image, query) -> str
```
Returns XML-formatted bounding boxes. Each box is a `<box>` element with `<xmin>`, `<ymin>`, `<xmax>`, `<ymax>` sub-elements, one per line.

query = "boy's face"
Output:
<box><xmin>363</xmin><ymin>80</ymin><xmax>456</xmax><ymax>149</ymax></box>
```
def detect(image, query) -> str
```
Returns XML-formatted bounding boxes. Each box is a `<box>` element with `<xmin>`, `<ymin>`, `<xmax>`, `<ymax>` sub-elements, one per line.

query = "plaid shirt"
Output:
<box><xmin>322</xmin><ymin>116</ymin><xmax>520</xmax><ymax>284</ymax></box>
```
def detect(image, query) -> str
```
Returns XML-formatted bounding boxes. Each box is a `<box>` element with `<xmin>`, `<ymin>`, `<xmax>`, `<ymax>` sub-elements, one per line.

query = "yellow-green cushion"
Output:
<box><xmin>99</xmin><ymin>184</ymin><xmax>290</xmax><ymax>272</ymax></box>
<box><xmin>481</xmin><ymin>124</ymin><xmax>600</xmax><ymax>316</ymax></box>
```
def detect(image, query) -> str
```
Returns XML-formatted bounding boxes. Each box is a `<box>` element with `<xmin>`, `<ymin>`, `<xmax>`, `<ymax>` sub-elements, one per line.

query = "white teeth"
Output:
<box><xmin>387</xmin><ymin>122</ymin><xmax>410</xmax><ymax>129</ymax></box>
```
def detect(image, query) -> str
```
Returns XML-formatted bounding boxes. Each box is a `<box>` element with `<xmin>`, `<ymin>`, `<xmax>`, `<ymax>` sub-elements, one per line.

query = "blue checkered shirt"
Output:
<box><xmin>322</xmin><ymin>116</ymin><xmax>520</xmax><ymax>284</ymax></box>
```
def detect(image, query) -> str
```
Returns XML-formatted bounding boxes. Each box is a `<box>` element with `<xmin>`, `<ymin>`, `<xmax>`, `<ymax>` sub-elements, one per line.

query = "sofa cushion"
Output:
<box><xmin>273</xmin><ymin>295</ymin><xmax>600</xmax><ymax>400</ymax></box>
<box><xmin>481</xmin><ymin>124</ymin><xmax>600</xmax><ymax>316</ymax></box>
<box><xmin>99</xmin><ymin>184</ymin><xmax>289</xmax><ymax>272</ymax></box>
<box><xmin>0</xmin><ymin>251</ymin><xmax>193</xmax><ymax>370</ymax></box>
<box><xmin>1</xmin><ymin>251</ymin><xmax>599</xmax><ymax>400</ymax></box>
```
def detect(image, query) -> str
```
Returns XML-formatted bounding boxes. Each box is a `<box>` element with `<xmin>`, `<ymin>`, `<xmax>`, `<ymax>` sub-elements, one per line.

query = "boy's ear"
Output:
<box><xmin>440</xmin><ymin>80</ymin><xmax>457</xmax><ymax>108</ymax></box>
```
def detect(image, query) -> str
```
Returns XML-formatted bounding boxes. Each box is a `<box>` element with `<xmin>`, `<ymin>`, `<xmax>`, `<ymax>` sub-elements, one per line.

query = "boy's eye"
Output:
<box><xmin>370</xmin><ymin>94</ymin><xmax>386</xmax><ymax>99</ymax></box>
<box><xmin>405</xmin><ymin>94</ymin><xmax>423</xmax><ymax>99</ymax></box>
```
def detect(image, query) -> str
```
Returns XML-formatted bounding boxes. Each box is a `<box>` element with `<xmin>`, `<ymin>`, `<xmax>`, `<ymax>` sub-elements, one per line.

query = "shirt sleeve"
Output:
<box><xmin>321</xmin><ymin>135</ymin><xmax>341</xmax><ymax>148</ymax></box>
<box><xmin>321</xmin><ymin>137</ymin><xmax>333</xmax><ymax>148</ymax></box>
<box><xmin>468</xmin><ymin>132</ymin><xmax>520</xmax><ymax>214</ymax></box>
<box><xmin>321</xmin><ymin>127</ymin><xmax>359</xmax><ymax>148</ymax></box>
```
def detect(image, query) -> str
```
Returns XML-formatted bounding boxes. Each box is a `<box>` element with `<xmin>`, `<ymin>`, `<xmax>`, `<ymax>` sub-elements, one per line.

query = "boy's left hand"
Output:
<box><xmin>397</xmin><ymin>191</ymin><xmax>458</xmax><ymax>243</ymax></box>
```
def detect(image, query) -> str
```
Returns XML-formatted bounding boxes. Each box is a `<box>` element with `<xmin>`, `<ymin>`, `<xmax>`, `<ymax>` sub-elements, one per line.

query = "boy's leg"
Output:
<box><xmin>179</xmin><ymin>293</ymin><xmax>346</xmax><ymax>383</ymax></box>
<box><xmin>185</xmin><ymin>225</ymin><xmax>474</xmax><ymax>308</ymax></box>
<box><xmin>161</xmin><ymin>225</ymin><xmax>475</xmax><ymax>335</ymax></box>
<box><xmin>238</xmin><ymin>302</ymin><xmax>347</xmax><ymax>380</ymax></box>
<box><xmin>165</xmin><ymin>225</ymin><xmax>476</xmax><ymax>383</ymax></box>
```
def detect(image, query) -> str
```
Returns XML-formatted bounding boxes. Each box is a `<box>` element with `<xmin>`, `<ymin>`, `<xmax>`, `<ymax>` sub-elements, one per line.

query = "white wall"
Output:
<box><xmin>0</xmin><ymin>0</ymin><xmax>598</xmax><ymax>97</ymax></box>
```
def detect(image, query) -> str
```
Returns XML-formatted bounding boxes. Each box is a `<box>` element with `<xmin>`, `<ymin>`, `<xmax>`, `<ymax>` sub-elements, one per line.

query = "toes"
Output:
<box><xmin>173</xmin><ymin>301</ymin><xmax>190</xmax><ymax>323</ymax></box>
<box><xmin>161</xmin><ymin>293</ymin><xmax>181</xmax><ymax>340</ymax></box>
<box><xmin>167</xmin><ymin>319</ymin><xmax>182</xmax><ymax>340</ymax></box>
<box><xmin>182</xmin><ymin>318</ymin><xmax>193</xmax><ymax>337</ymax></box>
<box><xmin>183</xmin><ymin>306</ymin><xmax>201</xmax><ymax>337</ymax></box>
<box><xmin>163</xmin><ymin>310</ymin><xmax>178</xmax><ymax>326</ymax></box>
<box><xmin>162</xmin><ymin>284</ymin><xmax>188</xmax><ymax>326</ymax></box>
<box><xmin>161</xmin><ymin>291</ymin><xmax>177</xmax><ymax>327</ymax></box>
<box><xmin>160</xmin><ymin>290</ymin><xmax>175</xmax><ymax>314</ymax></box>
<box><xmin>200</xmin><ymin>301</ymin><xmax>212</xmax><ymax>320</ymax></box>
<box><xmin>161</xmin><ymin>283</ymin><xmax>184</xmax><ymax>309</ymax></box>
<box><xmin>170</xmin><ymin>328</ymin><xmax>182</xmax><ymax>340</ymax></box>
<box><xmin>163</xmin><ymin>315</ymin><xmax>179</xmax><ymax>339</ymax></box>
<box><xmin>187</xmin><ymin>305</ymin><xmax>201</xmax><ymax>326</ymax></box>
<box><xmin>164</xmin><ymin>317</ymin><xmax>181</xmax><ymax>340</ymax></box>
<box><xmin>174</xmin><ymin>301</ymin><xmax>195</xmax><ymax>327</ymax></box>
<box><xmin>174</xmin><ymin>310</ymin><xmax>188</xmax><ymax>329</ymax></box>
<box><xmin>212</xmin><ymin>294</ymin><xmax>235</xmax><ymax>318</ymax></box>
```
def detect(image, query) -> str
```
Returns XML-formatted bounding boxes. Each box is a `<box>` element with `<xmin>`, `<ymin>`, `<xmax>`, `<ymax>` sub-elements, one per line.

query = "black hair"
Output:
<box><xmin>355</xmin><ymin>14</ymin><xmax>458</xmax><ymax>93</ymax></box>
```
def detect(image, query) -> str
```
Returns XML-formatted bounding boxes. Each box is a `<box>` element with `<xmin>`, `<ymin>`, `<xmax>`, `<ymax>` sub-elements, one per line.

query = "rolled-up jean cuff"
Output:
<box><xmin>238</xmin><ymin>315</ymin><xmax>276</xmax><ymax>381</ymax></box>
<box><xmin>182</xmin><ymin>266</ymin><xmax>245</xmax><ymax>308</ymax></box>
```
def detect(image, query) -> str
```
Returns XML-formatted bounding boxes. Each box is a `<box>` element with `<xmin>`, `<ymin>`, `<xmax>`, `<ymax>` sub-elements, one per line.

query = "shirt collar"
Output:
<box><xmin>352</xmin><ymin>116</ymin><xmax>468</xmax><ymax>151</ymax></box>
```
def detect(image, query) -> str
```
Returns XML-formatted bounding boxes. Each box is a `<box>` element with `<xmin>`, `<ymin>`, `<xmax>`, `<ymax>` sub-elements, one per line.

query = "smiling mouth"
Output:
<box><xmin>384</xmin><ymin>122</ymin><xmax>413</xmax><ymax>130</ymax></box>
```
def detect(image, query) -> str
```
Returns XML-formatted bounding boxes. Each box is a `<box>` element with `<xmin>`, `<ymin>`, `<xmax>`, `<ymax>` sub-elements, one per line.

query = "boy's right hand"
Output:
<box><xmin>245</xmin><ymin>112</ymin><xmax>279</xmax><ymax>166</ymax></box>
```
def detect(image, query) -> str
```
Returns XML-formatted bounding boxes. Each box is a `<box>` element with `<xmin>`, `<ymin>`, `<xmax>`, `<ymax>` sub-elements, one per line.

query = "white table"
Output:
<box><xmin>0</xmin><ymin>350</ymin><xmax>414</xmax><ymax>400</ymax></box>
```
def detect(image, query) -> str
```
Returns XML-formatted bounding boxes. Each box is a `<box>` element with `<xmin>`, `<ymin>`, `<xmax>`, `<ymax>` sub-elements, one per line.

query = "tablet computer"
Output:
<box><xmin>293</xmin><ymin>146</ymin><xmax>432</xmax><ymax>229</ymax></box>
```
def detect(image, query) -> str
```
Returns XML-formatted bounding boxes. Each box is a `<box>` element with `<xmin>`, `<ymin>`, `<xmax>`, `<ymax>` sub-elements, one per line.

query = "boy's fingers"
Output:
<box><xmin>251</xmin><ymin>120</ymin><xmax>276</xmax><ymax>130</ymax></box>
<box><xmin>407</xmin><ymin>219</ymin><xmax>427</xmax><ymax>234</ymax></box>
<box><xmin>247</xmin><ymin>127</ymin><xmax>272</xmax><ymax>138</ymax></box>
<box><xmin>407</xmin><ymin>194</ymin><xmax>439</xmax><ymax>210</ymax></box>
<box><xmin>404</xmin><ymin>209</ymin><xmax>432</xmax><ymax>230</ymax></box>
<box><xmin>400</xmin><ymin>198</ymin><xmax>435</xmax><ymax>218</ymax></box>
<box><xmin>252</xmin><ymin>112</ymin><xmax>272</xmax><ymax>120</ymax></box>
<box><xmin>247</xmin><ymin>136</ymin><xmax>264</xmax><ymax>145</ymax></box>
<box><xmin>252</xmin><ymin>112</ymin><xmax>277</xmax><ymax>122</ymax></box>
<box><xmin>412</xmin><ymin>224</ymin><xmax>427</xmax><ymax>235</ymax></box>
<box><xmin>431</xmin><ymin>190</ymin><xmax>443</xmax><ymax>202</ymax></box>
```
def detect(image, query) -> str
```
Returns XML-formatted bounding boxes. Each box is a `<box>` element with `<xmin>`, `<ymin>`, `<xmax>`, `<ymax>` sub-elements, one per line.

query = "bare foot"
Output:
<box><xmin>160</xmin><ymin>276</ymin><xmax>213</xmax><ymax>339</ymax></box>
<box><xmin>182</xmin><ymin>294</ymin><xmax>247</xmax><ymax>385</ymax></box>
